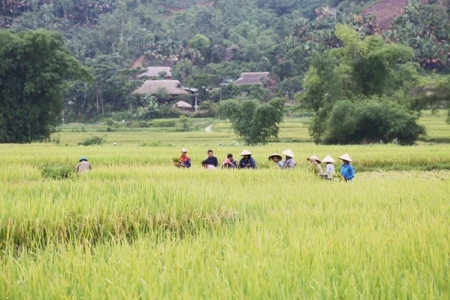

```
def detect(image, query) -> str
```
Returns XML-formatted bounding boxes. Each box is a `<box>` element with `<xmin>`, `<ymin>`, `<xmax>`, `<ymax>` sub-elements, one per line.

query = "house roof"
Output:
<box><xmin>173</xmin><ymin>101</ymin><xmax>192</xmax><ymax>108</ymax></box>
<box><xmin>182</xmin><ymin>86</ymin><xmax>199</xmax><ymax>93</ymax></box>
<box><xmin>234</xmin><ymin>72</ymin><xmax>269</xmax><ymax>85</ymax></box>
<box><xmin>137</xmin><ymin>67</ymin><xmax>172</xmax><ymax>78</ymax></box>
<box><xmin>133</xmin><ymin>80</ymin><xmax>189</xmax><ymax>95</ymax></box>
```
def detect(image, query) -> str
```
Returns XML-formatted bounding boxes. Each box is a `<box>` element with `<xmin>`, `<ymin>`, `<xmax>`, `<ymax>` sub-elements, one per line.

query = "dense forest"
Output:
<box><xmin>0</xmin><ymin>0</ymin><xmax>450</xmax><ymax>141</ymax></box>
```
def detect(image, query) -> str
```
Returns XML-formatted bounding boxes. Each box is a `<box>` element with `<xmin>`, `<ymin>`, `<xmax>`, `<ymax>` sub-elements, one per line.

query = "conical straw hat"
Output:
<box><xmin>307</xmin><ymin>155</ymin><xmax>321</xmax><ymax>163</ymax></box>
<box><xmin>322</xmin><ymin>155</ymin><xmax>335</xmax><ymax>163</ymax></box>
<box><xmin>338</xmin><ymin>153</ymin><xmax>352</xmax><ymax>162</ymax></box>
<box><xmin>240</xmin><ymin>149</ymin><xmax>252</xmax><ymax>156</ymax></box>
<box><xmin>268</xmin><ymin>153</ymin><xmax>282</xmax><ymax>161</ymax></box>
<box><xmin>282</xmin><ymin>149</ymin><xmax>295</xmax><ymax>158</ymax></box>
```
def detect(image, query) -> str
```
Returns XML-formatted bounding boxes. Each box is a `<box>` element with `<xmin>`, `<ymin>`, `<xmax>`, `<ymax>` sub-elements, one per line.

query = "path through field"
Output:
<box><xmin>205</xmin><ymin>124</ymin><xmax>213</xmax><ymax>132</ymax></box>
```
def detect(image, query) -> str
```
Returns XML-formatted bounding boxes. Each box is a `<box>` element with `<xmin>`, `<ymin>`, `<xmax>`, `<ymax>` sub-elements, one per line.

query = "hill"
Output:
<box><xmin>158</xmin><ymin>0</ymin><xmax>215</xmax><ymax>11</ymax></box>
<box><xmin>363</xmin><ymin>0</ymin><xmax>449</xmax><ymax>31</ymax></box>
<box><xmin>363</xmin><ymin>0</ymin><xmax>407</xmax><ymax>30</ymax></box>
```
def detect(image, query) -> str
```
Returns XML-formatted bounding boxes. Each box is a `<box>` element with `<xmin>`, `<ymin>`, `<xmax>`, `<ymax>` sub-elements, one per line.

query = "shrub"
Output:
<box><xmin>153</xmin><ymin>120</ymin><xmax>177</xmax><ymax>127</ymax></box>
<box><xmin>323</xmin><ymin>98</ymin><xmax>425</xmax><ymax>145</ymax></box>
<box><xmin>140</xmin><ymin>141</ymin><xmax>164</xmax><ymax>147</ymax></box>
<box><xmin>105</xmin><ymin>118</ymin><xmax>115</xmax><ymax>126</ymax></box>
<box><xmin>78</xmin><ymin>135</ymin><xmax>106</xmax><ymax>146</ymax></box>
<box><xmin>40</xmin><ymin>165</ymin><xmax>75</xmax><ymax>180</ymax></box>
<box><xmin>153</xmin><ymin>105</ymin><xmax>181</xmax><ymax>118</ymax></box>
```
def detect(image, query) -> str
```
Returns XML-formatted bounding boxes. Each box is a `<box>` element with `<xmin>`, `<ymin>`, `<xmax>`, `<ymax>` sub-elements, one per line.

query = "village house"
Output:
<box><xmin>133</xmin><ymin>80</ymin><xmax>188</xmax><ymax>99</ymax></box>
<box><xmin>234</xmin><ymin>72</ymin><xmax>270</xmax><ymax>86</ymax></box>
<box><xmin>173</xmin><ymin>101</ymin><xmax>193</xmax><ymax>111</ymax></box>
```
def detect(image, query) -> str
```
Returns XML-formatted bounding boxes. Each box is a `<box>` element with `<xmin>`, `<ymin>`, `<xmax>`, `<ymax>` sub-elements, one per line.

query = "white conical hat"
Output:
<box><xmin>322</xmin><ymin>155</ymin><xmax>335</xmax><ymax>163</ymax></box>
<box><xmin>282</xmin><ymin>149</ymin><xmax>295</xmax><ymax>158</ymax></box>
<box><xmin>268</xmin><ymin>153</ymin><xmax>282</xmax><ymax>161</ymax></box>
<box><xmin>240</xmin><ymin>149</ymin><xmax>252</xmax><ymax>156</ymax></box>
<box><xmin>307</xmin><ymin>155</ymin><xmax>321</xmax><ymax>163</ymax></box>
<box><xmin>181</xmin><ymin>148</ymin><xmax>188</xmax><ymax>153</ymax></box>
<box><xmin>338</xmin><ymin>154</ymin><xmax>352</xmax><ymax>162</ymax></box>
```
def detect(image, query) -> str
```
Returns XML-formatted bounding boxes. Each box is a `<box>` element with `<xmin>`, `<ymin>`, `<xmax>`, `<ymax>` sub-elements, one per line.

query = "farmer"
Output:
<box><xmin>307</xmin><ymin>155</ymin><xmax>322</xmax><ymax>175</ymax></box>
<box><xmin>77</xmin><ymin>156</ymin><xmax>92</xmax><ymax>174</ymax></box>
<box><xmin>204</xmin><ymin>149</ymin><xmax>218</xmax><ymax>168</ymax></box>
<box><xmin>320</xmin><ymin>155</ymin><xmax>335</xmax><ymax>180</ymax></box>
<box><xmin>339</xmin><ymin>154</ymin><xmax>355</xmax><ymax>181</ymax></box>
<box><xmin>281</xmin><ymin>149</ymin><xmax>296</xmax><ymax>169</ymax></box>
<box><xmin>268</xmin><ymin>153</ymin><xmax>283</xmax><ymax>168</ymax></box>
<box><xmin>222</xmin><ymin>154</ymin><xmax>237</xmax><ymax>169</ymax></box>
<box><xmin>179</xmin><ymin>148</ymin><xmax>191</xmax><ymax>168</ymax></box>
<box><xmin>202</xmin><ymin>160</ymin><xmax>217</xmax><ymax>170</ymax></box>
<box><xmin>239</xmin><ymin>150</ymin><xmax>257</xmax><ymax>169</ymax></box>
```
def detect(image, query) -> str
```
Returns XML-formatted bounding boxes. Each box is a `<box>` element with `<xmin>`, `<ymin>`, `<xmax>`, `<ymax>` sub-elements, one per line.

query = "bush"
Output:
<box><xmin>105</xmin><ymin>118</ymin><xmax>115</xmax><ymax>126</ymax></box>
<box><xmin>125</xmin><ymin>121</ymin><xmax>150</xmax><ymax>128</ymax></box>
<box><xmin>153</xmin><ymin>120</ymin><xmax>177</xmax><ymax>127</ymax></box>
<box><xmin>78</xmin><ymin>135</ymin><xmax>106</xmax><ymax>146</ymax></box>
<box><xmin>323</xmin><ymin>98</ymin><xmax>426</xmax><ymax>145</ymax></box>
<box><xmin>139</xmin><ymin>141</ymin><xmax>168</xmax><ymax>147</ymax></box>
<box><xmin>40</xmin><ymin>165</ymin><xmax>75</xmax><ymax>180</ymax></box>
<box><xmin>153</xmin><ymin>105</ymin><xmax>181</xmax><ymax>118</ymax></box>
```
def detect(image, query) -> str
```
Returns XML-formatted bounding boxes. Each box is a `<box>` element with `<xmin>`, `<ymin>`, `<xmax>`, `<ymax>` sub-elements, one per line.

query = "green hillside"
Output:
<box><xmin>0</xmin><ymin>0</ymin><xmax>449</xmax><ymax>141</ymax></box>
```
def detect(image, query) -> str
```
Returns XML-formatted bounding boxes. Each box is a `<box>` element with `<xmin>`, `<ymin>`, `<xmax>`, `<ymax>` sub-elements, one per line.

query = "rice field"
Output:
<box><xmin>0</xmin><ymin>112</ymin><xmax>450</xmax><ymax>298</ymax></box>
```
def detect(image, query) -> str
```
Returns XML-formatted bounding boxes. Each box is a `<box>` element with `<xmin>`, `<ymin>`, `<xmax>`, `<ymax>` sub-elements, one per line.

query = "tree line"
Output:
<box><xmin>0</xmin><ymin>0</ymin><xmax>449</xmax><ymax>144</ymax></box>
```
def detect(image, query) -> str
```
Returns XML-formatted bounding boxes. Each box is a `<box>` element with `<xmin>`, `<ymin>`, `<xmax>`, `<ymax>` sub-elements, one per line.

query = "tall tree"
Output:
<box><xmin>385</xmin><ymin>3</ymin><xmax>450</xmax><ymax>71</ymax></box>
<box><xmin>218</xmin><ymin>97</ymin><xmax>285</xmax><ymax>145</ymax></box>
<box><xmin>330</xmin><ymin>24</ymin><xmax>414</xmax><ymax>96</ymax></box>
<box><xmin>0</xmin><ymin>29</ymin><xmax>91</xmax><ymax>143</ymax></box>
<box><xmin>300</xmin><ymin>25</ymin><xmax>423</xmax><ymax>145</ymax></box>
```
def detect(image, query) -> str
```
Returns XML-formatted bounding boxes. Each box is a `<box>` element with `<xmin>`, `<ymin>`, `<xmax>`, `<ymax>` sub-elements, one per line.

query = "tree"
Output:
<box><xmin>300</xmin><ymin>25</ymin><xmax>423</xmax><ymax>145</ymax></box>
<box><xmin>330</xmin><ymin>24</ymin><xmax>414</xmax><ymax>96</ymax></box>
<box><xmin>385</xmin><ymin>3</ymin><xmax>450</xmax><ymax>71</ymax></box>
<box><xmin>188</xmin><ymin>34</ymin><xmax>211</xmax><ymax>63</ymax></box>
<box><xmin>324</xmin><ymin>98</ymin><xmax>425</xmax><ymax>145</ymax></box>
<box><xmin>218</xmin><ymin>97</ymin><xmax>285</xmax><ymax>145</ymax></box>
<box><xmin>410</xmin><ymin>73</ymin><xmax>450</xmax><ymax>122</ymax></box>
<box><xmin>178</xmin><ymin>115</ymin><xmax>190</xmax><ymax>131</ymax></box>
<box><xmin>0</xmin><ymin>29</ymin><xmax>91</xmax><ymax>143</ymax></box>
<box><xmin>85</xmin><ymin>54</ymin><xmax>142</xmax><ymax>113</ymax></box>
<box><xmin>189</xmin><ymin>34</ymin><xmax>211</xmax><ymax>53</ymax></box>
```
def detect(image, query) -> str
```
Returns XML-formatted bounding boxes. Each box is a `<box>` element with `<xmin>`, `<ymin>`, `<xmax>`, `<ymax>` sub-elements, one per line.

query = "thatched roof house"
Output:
<box><xmin>234</xmin><ymin>72</ymin><xmax>269</xmax><ymax>85</ymax></box>
<box><xmin>173</xmin><ymin>101</ymin><xmax>193</xmax><ymax>109</ymax></box>
<box><xmin>137</xmin><ymin>67</ymin><xmax>172</xmax><ymax>79</ymax></box>
<box><xmin>133</xmin><ymin>80</ymin><xmax>189</xmax><ymax>96</ymax></box>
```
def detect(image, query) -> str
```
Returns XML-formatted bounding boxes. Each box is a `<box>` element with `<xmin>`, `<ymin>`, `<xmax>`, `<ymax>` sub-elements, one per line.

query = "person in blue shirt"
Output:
<box><xmin>268</xmin><ymin>153</ymin><xmax>283</xmax><ymax>168</ymax></box>
<box><xmin>204</xmin><ymin>149</ymin><xmax>218</xmax><ymax>167</ymax></box>
<box><xmin>239</xmin><ymin>149</ymin><xmax>257</xmax><ymax>169</ymax></box>
<box><xmin>339</xmin><ymin>153</ymin><xmax>355</xmax><ymax>181</ymax></box>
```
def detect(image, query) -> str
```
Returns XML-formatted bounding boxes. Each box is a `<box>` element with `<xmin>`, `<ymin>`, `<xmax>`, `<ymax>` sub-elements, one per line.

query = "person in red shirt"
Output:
<box><xmin>179</xmin><ymin>148</ymin><xmax>191</xmax><ymax>168</ymax></box>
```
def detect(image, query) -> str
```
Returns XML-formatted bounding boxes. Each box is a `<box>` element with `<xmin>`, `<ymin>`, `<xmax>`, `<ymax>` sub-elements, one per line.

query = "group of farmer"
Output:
<box><xmin>76</xmin><ymin>148</ymin><xmax>354</xmax><ymax>181</ymax></box>
<box><xmin>179</xmin><ymin>148</ymin><xmax>257</xmax><ymax>170</ymax></box>
<box><xmin>177</xmin><ymin>148</ymin><xmax>355</xmax><ymax>181</ymax></box>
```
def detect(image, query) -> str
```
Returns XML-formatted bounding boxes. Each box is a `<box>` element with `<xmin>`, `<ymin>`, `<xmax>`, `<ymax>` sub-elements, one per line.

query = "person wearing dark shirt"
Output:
<box><xmin>204</xmin><ymin>149</ymin><xmax>218</xmax><ymax>167</ymax></box>
<box><xmin>239</xmin><ymin>149</ymin><xmax>257</xmax><ymax>169</ymax></box>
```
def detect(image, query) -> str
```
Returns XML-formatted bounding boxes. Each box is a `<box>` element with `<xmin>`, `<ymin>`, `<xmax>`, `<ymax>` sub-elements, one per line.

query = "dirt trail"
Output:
<box><xmin>362</xmin><ymin>0</ymin><xmax>407</xmax><ymax>31</ymax></box>
<box><xmin>205</xmin><ymin>125</ymin><xmax>213</xmax><ymax>132</ymax></box>
<box><xmin>130</xmin><ymin>55</ymin><xmax>145</xmax><ymax>69</ymax></box>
